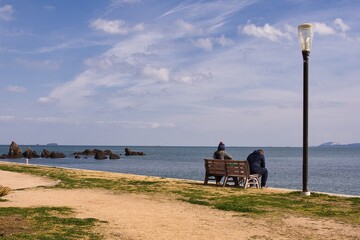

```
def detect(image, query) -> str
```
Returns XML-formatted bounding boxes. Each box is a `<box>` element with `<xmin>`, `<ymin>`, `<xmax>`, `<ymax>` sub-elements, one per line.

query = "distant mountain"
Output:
<box><xmin>318</xmin><ymin>142</ymin><xmax>341</xmax><ymax>147</ymax></box>
<box><xmin>318</xmin><ymin>142</ymin><xmax>360</xmax><ymax>147</ymax></box>
<box><xmin>46</xmin><ymin>143</ymin><xmax>58</xmax><ymax>146</ymax></box>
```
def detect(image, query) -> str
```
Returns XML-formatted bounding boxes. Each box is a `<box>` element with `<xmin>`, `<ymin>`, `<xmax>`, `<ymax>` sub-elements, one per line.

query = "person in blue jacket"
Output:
<box><xmin>246</xmin><ymin>149</ymin><xmax>268</xmax><ymax>187</ymax></box>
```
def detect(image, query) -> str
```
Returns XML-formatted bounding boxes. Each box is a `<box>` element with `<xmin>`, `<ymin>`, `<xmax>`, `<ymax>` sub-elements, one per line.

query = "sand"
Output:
<box><xmin>1</xmin><ymin>169</ymin><xmax>359</xmax><ymax>240</ymax></box>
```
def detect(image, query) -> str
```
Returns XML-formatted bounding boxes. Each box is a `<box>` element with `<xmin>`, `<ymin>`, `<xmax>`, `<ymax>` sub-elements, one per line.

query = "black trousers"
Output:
<box><xmin>252</xmin><ymin>168</ymin><xmax>268</xmax><ymax>187</ymax></box>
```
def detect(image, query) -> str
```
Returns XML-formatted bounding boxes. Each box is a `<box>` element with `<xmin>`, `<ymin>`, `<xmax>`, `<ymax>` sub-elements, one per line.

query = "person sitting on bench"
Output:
<box><xmin>213</xmin><ymin>141</ymin><xmax>233</xmax><ymax>184</ymax></box>
<box><xmin>246</xmin><ymin>149</ymin><xmax>268</xmax><ymax>188</ymax></box>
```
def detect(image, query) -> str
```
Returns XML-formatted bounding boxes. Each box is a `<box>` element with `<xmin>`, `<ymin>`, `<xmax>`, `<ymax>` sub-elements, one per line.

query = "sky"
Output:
<box><xmin>1</xmin><ymin>0</ymin><xmax>360</xmax><ymax>147</ymax></box>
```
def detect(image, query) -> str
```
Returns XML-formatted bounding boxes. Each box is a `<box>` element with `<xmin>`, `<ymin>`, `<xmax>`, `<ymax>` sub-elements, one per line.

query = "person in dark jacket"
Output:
<box><xmin>246</xmin><ymin>149</ymin><xmax>268</xmax><ymax>187</ymax></box>
<box><xmin>213</xmin><ymin>141</ymin><xmax>233</xmax><ymax>184</ymax></box>
<box><xmin>213</xmin><ymin>141</ymin><xmax>233</xmax><ymax>160</ymax></box>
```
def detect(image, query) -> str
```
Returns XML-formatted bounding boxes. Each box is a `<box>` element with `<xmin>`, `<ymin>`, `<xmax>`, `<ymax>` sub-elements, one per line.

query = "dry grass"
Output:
<box><xmin>0</xmin><ymin>186</ymin><xmax>11</xmax><ymax>197</ymax></box>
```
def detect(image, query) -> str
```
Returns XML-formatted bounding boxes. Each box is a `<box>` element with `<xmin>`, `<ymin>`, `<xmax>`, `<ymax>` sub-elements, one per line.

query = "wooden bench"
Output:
<box><xmin>204</xmin><ymin>159</ymin><xmax>260</xmax><ymax>188</ymax></box>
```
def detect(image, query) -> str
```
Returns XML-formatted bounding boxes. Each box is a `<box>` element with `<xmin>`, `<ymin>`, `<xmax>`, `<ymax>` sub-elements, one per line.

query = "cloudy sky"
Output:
<box><xmin>1</xmin><ymin>0</ymin><xmax>359</xmax><ymax>147</ymax></box>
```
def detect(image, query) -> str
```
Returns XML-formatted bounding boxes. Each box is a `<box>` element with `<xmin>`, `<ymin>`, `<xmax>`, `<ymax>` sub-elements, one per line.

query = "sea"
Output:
<box><xmin>1</xmin><ymin>145</ymin><xmax>359</xmax><ymax>196</ymax></box>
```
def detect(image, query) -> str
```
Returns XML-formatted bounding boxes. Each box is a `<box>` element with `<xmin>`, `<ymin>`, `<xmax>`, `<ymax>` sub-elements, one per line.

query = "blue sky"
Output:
<box><xmin>1</xmin><ymin>0</ymin><xmax>360</xmax><ymax>146</ymax></box>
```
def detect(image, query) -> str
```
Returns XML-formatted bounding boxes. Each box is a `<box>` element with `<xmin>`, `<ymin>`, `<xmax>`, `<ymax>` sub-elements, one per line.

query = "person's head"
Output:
<box><xmin>257</xmin><ymin>149</ymin><xmax>264</xmax><ymax>155</ymax></box>
<box><xmin>218</xmin><ymin>141</ymin><xmax>225</xmax><ymax>151</ymax></box>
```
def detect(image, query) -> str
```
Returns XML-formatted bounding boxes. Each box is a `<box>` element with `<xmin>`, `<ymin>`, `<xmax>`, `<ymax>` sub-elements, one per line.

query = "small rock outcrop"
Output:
<box><xmin>74</xmin><ymin>149</ymin><xmax>95</xmax><ymax>156</ymax></box>
<box><xmin>8</xmin><ymin>141</ymin><xmax>23</xmax><ymax>158</ymax></box>
<box><xmin>109</xmin><ymin>153</ymin><xmax>120</xmax><ymax>160</ymax></box>
<box><xmin>73</xmin><ymin>148</ymin><xmax>121</xmax><ymax>160</ymax></box>
<box><xmin>22</xmin><ymin>147</ymin><xmax>40</xmax><ymax>159</ymax></box>
<box><xmin>41</xmin><ymin>149</ymin><xmax>51</xmax><ymax>158</ymax></box>
<box><xmin>124</xmin><ymin>147</ymin><xmax>145</xmax><ymax>156</ymax></box>
<box><xmin>49</xmin><ymin>151</ymin><xmax>65</xmax><ymax>158</ymax></box>
<box><xmin>41</xmin><ymin>149</ymin><xmax>65</xmax><ymax>158</ymax></box>
<box><xmin>0</xmin><ymin>141</ymin><xmax>65</xmax><ymax>159</ymax></box>
<box><xmin>94</xmin><ymin>151</ymin><xmax>107</xmax><ymax>160</ymax></box>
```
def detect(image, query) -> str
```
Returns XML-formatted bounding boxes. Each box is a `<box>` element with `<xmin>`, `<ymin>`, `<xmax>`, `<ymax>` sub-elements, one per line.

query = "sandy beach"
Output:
<box><xmin>1</xmin><ymin>168</ymin><xmax>359</xmax><ymax>240</ymax></box>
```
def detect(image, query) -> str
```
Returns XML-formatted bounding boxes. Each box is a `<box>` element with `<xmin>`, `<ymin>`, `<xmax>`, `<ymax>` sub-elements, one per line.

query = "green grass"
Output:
<box><xmin>0</xmin><ymin>207</ymin><xmax>103</xmax><ymax>239</ymax></box>
<box><xmin>0</xmin><ymin>163</ymin><xmax>359</xmax><ymax>233</ymax></box>
<box><xmin>0</xmin><ymin>164</ymin><xmax>165</xmax><ymax>192</ymax></box>
<box><xmin>175</xmin><ymin>185</ymin><xmax>360</xmax><ymax>222</ymax></box>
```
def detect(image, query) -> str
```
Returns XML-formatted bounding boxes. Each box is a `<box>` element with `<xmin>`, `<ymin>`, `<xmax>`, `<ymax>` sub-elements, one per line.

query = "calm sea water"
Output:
<box><xmin>1</xmin><ymin>145</ymin><xmax>359</xmax><ymax>196</ymax></box>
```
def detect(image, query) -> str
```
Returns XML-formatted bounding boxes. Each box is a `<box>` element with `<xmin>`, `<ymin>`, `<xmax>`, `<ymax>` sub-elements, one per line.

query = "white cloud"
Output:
<box><xmin>176</xmin><ymin>71</ymin><xmax>212</xmax><ymax>84</ymax></box>
<box><xmin>192</xmin><ymin>38</ymin><xmax>213</xmax><ymax>51</ymax></box>
<box><xmin>185</xmin><ymin>35</ymin><xmax>233</xmax><ymax>52</ymax></box>
<box><xmin>313</xmin><ymin>22</ymin><xmax>336</xmax><ymax>35</ymax></box>
<box><xmin>143</xmin><ymin>65</ymin><xmax>170</xmax><ymax>82</ymax></box>
<box><xmin>39</xmin><ymin>32</ymin><xmax>166</xmax><ymax>111</ymax></box>
<box><xmin>334</xmin><ymin>18</ymin><xmax>350</xmax><ymax>32</ymax></box>
<box><xmin>37</xmin><ymin>97</ymin><xmax>57</xmax><ymax>104</ymax></box>
<box><xmin>6</xmin><ymin>85</ymin><xmax>26</xmax><ymax>93</ymax></box>
<box><xmin>161</xmin><ymin>1</ymin><xmax>251</xmax><ymax>35</ymax></box>
<box><xmin>241</xmin><ymin>23</ymin><xmax>292</xmax><ymax>41</ymax></box>
<box><xmin>34</xmin><ymin>39</ymin><xmax>109</xmax><ymax>54</ymax></box>
<box><xmin>0</xmin><ymin>4</ymin><xmax>14</xmax><ymax>21</ymax></box>
<box><xmin>96</xmin><ymin>120</ymin><xmax>175</xmax><ymax>129</ymax></box>
<box><xmin>178</xmin><ymin>75</ymin><xmax>192</xmax><ymax>84</ymax></box>
<box><xmin>241</xmin><ymin>20</ymin><xmax>352</xmax><ymax>42</ymax></box>
<box><xmin>23</xmin><ymin>117</ymin><xmax>69</xmax><ymax>124</ymax></box>
<box><xmin>0</xmin><ymin>115</ymin><xmax>15</xmax><ymax>121</ymax></box>
<box><xmin>84</xmin><ymin>55</ymin><xmax>119</xmax><ymax>69</ymax></box>
<box><xmin>333</xmin><ymin>18</ymin><xmax>353</xmax><ymax>40</ymax></box>
<box><xmin>175</xmin><ymin>19</ymin><xmax>203</xmax><ymax>36</ymax></box>
<box><xmin>46</xmin><ymin>70</ymin><xmax>97</xmax><ymax>108</ymax></box>
<box><xmin>105</xmin><ymin>31</ymin><xmax>164</xmax><ymax>63</ymax></box>
<box><xmin>133</xmin><ymin>23</ymin><xmax>145</xmax><ymax>31</ymax></box>
<box><xmin>217</xmin><ymin>34</ymin><xmax>234</xmax><ymax>47</ymax></box>
<box><xmin>90</xmin><ymin>18</ymin><xmax>128</xmax><ymax>35</ymax></box>
<box><xmin>312</xmin><ymin>20</ymin><xmax>352</xmax><ymax>39</ymax></box>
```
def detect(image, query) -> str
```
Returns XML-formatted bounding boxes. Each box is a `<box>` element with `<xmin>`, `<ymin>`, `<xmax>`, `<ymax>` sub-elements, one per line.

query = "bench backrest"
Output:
<box><xmin>204</xmin><ymin>159</ymin><xmax>250</xmax><ymax>177</ymax></box>
<box><xmin>204</xmin><ymin>159</ymin><xmax>226</xmax><ymax>176</ymax></box>
<box><xmin>224</xmin><ymin>161</ymin><xmax>250</xmax><ymax>178</ymax></box>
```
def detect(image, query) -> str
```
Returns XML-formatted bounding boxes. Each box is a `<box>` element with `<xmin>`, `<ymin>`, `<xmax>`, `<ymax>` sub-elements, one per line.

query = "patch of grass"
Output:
<box><xmin>179</xmin><ymin>197</ymin><xmax>211</xmax><ymax>206</ymax></box>
<box><xmin>0</xmin><ymin>164</ymin><xmax>165</xmax><ymax>192</ymax></box>
<box><xmin>175</xmin><ymin>188</ymin><xmax>214</xmax><ymax>206</ymax></box>
<box><xmin>0</xmin><ymin>207</ymin><xmax>103</xmax><ymax>239</ymax></box>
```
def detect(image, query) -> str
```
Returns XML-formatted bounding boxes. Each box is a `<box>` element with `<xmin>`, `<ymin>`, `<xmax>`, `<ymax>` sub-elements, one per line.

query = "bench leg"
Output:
<box><xmin>222</xmin><ymin>176</ymin><xmax>228</xmax><ymax>187</ymax></box>
<box><xmin>204</xmin><ymin>173</ymin><xmax>209</xmax><ymax>184</ymax></box>
<box><xmin>244</xmin><ymin>179</ymin><xmax>249</xmax><ymax>189</ymax></box>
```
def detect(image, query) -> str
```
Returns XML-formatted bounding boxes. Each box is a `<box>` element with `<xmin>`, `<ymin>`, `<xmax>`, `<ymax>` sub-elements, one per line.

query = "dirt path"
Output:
<box><xmin>0</xmin><ymin>170</ymin><xmax>60</xmax><ymax>189</ymax></box>
<box><xmin>1</xmin><ymin>170</ymin><xmax>359</xmax><ymax>240</ymax></box>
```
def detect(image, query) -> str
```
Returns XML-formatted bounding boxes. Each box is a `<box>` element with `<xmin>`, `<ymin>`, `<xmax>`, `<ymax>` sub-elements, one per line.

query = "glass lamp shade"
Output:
<box><xmin>298</xmin><ymin>23</ymin><xmax>313</xmax><ymax>52</ymax></box>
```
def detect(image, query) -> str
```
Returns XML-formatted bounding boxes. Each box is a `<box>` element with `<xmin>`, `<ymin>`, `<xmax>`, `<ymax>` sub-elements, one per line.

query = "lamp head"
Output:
<box><xmin>298</xmin><ymin>23</ymin><xmax>313</xmax><ymax>52</ymax></box>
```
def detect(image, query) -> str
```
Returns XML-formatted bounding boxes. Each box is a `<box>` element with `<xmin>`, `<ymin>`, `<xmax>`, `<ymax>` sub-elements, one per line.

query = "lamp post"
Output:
<box><xmin>298</xmin><ymin>23</ymin><xmax>313</xmax><ymax>196</ymax></box>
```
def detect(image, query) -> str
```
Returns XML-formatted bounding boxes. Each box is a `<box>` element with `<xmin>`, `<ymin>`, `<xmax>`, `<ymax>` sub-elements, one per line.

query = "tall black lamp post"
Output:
<box><xmin>298</xmin><ymin>23</ymin><xmax>313</xmax><ymax>196</ymax></box>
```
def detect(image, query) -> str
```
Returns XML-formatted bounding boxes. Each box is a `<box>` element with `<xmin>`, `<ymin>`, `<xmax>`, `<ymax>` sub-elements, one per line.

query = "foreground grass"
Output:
<box><xmin>0</xmin><ymin>206</ymin><xmax>103</xmax><ymax>239</ymax></box>
<box><xmin>0</xmin><ymin>162</ymin><xmax>359</xmax><ymax>238</ymax></box>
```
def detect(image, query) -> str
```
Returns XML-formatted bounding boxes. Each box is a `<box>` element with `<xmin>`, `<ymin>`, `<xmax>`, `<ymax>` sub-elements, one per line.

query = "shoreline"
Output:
<box><xmin>1</xmin><ymin>161</ymin><xmax>359</xmax><ymax>198</ymax></box>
